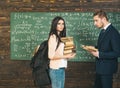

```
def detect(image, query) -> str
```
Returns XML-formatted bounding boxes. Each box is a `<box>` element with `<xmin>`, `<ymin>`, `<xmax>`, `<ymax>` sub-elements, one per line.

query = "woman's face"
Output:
<box><xmin>56</xmin><ymin>20</ymin><xmax>64</xmax><ymax>32</ymax></box>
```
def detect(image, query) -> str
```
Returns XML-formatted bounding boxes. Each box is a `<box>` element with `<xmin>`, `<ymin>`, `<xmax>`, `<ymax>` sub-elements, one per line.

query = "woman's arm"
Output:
<box><xmin>48</xmin><ymin>34</ymin><xmax>76</xmax><ymax>60</ymax></box>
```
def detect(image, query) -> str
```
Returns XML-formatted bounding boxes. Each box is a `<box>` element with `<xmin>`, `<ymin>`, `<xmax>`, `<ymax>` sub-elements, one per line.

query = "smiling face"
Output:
<box><xmin>56</xmin><ymin>19</ymin><xmax>64</xmax><ymax>32</ymax></box>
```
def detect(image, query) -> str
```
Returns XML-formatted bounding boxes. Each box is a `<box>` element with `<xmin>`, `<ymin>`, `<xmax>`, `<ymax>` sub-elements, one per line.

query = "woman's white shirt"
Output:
<box><xmin>48</xmin><ymin>34</ymin><xmax>67</xmax><ymax>69</ymax></box>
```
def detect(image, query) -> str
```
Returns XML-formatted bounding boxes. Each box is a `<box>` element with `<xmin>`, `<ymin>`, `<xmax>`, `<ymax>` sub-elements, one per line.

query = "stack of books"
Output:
<box><xmin>61</xmin><ymin>37</ymin><xmax>76</xmax><ymax>55</ymax></box>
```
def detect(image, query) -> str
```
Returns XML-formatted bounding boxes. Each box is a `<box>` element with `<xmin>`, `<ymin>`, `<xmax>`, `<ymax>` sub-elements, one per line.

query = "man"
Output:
<box><xmin>89</xmin><ymin>10</ymin><xmax>120</xmax><ymax>88</ymax></box>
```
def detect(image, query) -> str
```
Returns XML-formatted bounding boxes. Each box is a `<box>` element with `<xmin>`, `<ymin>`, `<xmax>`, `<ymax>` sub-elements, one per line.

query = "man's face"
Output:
<box><xmin>93</xmin><ymin>15</ymin><xmax>104</xmax><ymax>29</ymax></box>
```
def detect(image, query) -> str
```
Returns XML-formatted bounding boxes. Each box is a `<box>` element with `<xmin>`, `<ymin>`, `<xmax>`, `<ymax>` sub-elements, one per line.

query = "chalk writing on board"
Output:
<box><xmin>10</xmin><ymin>12</ymin><xmax>120</xmax><ymax>61</ymax></box>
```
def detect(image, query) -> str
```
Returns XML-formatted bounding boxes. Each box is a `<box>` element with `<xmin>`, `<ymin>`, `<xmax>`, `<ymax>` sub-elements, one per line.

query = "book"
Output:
<box><xmin>64</xmin><ymin>48</ymin><xmax>76</xmax><ymax>54</ymax></box>
<box><xmin>64</xmin><ymin>45</ymin><xmax>75</xmax><ymax>50</ymax></box>
<box><xmin>64</xmin><ymin>49</ymin><xmax>73</xmax><ymax>54</ymax></box>
<box><xmin>61</xmin><ymin>37</ymin><xmax>73</xmax><ymax>42</ymax></box>
<box><xmin>65</xmin><ymin>41</ymin><xmax>74</xmax><ymax>46</ymax></box>
<box><xmin>81</xmin><ymin>45</ymin><xmax>98</xmax><ymax>52</ymax></box>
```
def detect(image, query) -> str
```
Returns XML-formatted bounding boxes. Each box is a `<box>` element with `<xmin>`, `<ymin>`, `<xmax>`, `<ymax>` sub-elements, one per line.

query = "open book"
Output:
<box><xmin>81</xmin><ymin>45</ymin><xmax>98</xmax><ymax>52</ymax></box>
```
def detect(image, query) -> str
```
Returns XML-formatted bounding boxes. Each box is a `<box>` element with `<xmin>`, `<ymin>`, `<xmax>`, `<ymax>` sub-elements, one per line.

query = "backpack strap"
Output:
<box><xmin>32</xmin><ymin>45</ymin><xmax>40</xmax><ymax>56</ymax></box>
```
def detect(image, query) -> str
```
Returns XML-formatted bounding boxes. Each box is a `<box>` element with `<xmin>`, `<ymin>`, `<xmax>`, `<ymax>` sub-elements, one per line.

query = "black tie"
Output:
<box><xmin>100</xmin><ymin>29</ymin><xmax>105</xmax><ymax>36</ymax></box>
<box><xmin>102</xmin><ymin>29</ymin><xmax>105</xmax><ymax>33</ymax></box>
<box><xmin>97</xmin><ymin>29</ymin><xmax>105</xmax><ymax>45</ymax></box>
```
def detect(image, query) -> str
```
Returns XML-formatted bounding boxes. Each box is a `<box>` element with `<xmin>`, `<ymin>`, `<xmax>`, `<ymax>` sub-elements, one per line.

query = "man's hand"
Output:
<box><xmin>89</xmin><ymin>50</ymin><xmax>99</xmax><ymax>58</ymax></box>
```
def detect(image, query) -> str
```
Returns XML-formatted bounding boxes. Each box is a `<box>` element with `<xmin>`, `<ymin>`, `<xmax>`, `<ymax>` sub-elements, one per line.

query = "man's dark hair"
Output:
<box><xmin>93</xmin><ymin>10</ymin><xmax>108</xmax><ymax>21</ymax></box>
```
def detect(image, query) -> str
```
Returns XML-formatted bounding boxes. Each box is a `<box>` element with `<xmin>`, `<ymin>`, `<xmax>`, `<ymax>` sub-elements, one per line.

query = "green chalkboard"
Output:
<box><xmin>10</xmin><ymin>12</ymin><xmax>120</xmax><ymax>61</ymax></box>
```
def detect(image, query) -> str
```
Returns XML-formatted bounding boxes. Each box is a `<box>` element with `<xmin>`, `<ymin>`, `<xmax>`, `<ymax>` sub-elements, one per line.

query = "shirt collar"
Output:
<box><xmin>103</xmin><ymin>23</ymin><xmax>111</xmax><ymax>30</ymax></box>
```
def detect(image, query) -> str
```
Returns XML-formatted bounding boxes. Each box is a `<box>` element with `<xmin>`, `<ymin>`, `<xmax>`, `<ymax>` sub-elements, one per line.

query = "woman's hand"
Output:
<box><xmin>65</xmin><ymin>53</ymin><xmax>76</xmax><ymax>59</ymax></box>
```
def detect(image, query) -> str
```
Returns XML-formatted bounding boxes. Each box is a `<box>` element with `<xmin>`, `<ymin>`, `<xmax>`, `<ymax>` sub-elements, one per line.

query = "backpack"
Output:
<box><xmin>30</xmin><ymin>40</ymin><xmax>51</xmax><ymax>86</ymax></box>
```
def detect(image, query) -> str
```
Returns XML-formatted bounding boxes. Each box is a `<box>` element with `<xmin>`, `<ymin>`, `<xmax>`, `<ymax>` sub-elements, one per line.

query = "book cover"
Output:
<box><xmin>81</xmin><ymin>45</ymin><xmax>98</xmax><ymax>52</ymax></box>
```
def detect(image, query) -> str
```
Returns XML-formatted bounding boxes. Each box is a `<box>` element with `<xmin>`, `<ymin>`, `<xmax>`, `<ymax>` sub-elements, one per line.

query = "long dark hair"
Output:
<box><xmin>48</xmin><ymin>16</ymin><xmax>66</xmax><ymax>48</ymax></box>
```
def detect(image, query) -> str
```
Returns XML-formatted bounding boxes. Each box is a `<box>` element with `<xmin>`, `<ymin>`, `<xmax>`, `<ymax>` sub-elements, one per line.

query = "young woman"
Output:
<box><xmin>48</xmin><ymin>16</ymin><xmax>76</xmax><ymax>88</ymax></box>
